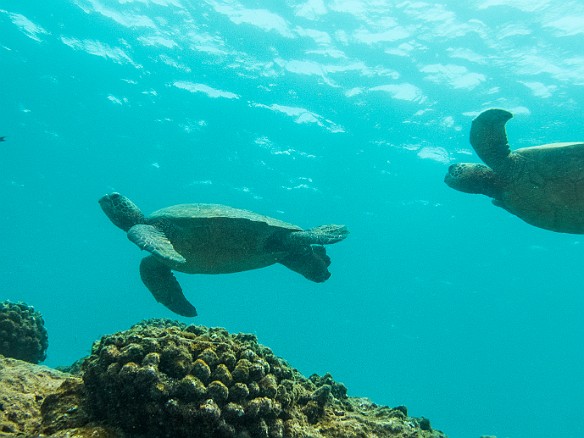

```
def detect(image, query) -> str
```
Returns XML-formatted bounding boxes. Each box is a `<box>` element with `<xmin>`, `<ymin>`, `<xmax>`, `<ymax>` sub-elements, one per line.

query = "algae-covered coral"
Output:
<box><xmin>0</xmin><ymin>318</ymin><xmax>448</xmax><ymax>437</ymax></box>
<box><xmin>81</xmin><ymin>319</ymin><xmax>445</xmax><ymax>438</ymax></box>
<box><xmin>0</xmin><ymin>301</ymin><xmax>48</xmax><ymax>364</ymax></box>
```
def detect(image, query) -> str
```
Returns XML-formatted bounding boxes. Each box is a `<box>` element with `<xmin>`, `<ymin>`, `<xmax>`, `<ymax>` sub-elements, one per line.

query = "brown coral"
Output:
<box><xmin>0</xmin><ymin>301</ymin><xmax>48</xmax><ymax>364</ymax></box>
<box><xmin>81</xmin><ymin>320</ymin><xmax>446</xmax><ymax>438</ymax></box>
<box><xmin>83</xmin><ymin>323</ymin><xmax>303</xmax><ymax>437</ymax></box>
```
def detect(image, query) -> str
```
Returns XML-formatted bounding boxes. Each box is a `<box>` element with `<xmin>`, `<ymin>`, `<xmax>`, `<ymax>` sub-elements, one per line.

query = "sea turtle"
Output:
<box><xmin>445</xmin><ymin>108</ymin><xmax>584</xmax><ymax>233</ymax></box>
<box><xmin>99</xmin><ymin>193</ymin><xmax>349</xmax><ymax>317</ymax></box>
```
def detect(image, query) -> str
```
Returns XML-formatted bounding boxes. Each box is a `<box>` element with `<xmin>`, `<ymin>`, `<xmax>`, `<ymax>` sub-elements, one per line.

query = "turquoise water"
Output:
<box><xmin>2</xmin><ymin>1</ymin><xmax>584</xmax><ymax>437</ymax></box>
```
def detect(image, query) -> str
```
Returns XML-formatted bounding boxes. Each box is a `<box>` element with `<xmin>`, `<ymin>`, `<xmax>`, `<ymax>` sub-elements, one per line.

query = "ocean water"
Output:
<box><xmin>1</xmin><ymin>1</ymin><xmax>584</xmax><ymax>437</ymax></box>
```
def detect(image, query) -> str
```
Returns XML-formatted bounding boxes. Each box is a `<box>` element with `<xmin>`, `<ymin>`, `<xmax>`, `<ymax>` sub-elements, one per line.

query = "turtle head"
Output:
<box><xmin>99</xmin><ymin>192</ymin><xmax>145</xmax><ymax>232</ymax></box>
<box><xmin>444</xmin><ymin>163</ymin><xmax>503</xmax><ymax>199</ymax></box>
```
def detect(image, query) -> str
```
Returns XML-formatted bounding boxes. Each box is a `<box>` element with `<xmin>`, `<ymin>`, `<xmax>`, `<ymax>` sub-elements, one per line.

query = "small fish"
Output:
<box><xmin>0</xmin><ymin>137</ymin><xmax>5</xmax><ymax>142</ymax></box>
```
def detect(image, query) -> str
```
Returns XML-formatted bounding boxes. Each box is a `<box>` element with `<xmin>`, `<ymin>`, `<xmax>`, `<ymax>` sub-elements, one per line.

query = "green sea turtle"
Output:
<box><xmin>445</xmin><ymin>108</ymin><xmax>584</xmax><ymax>233</ymax></box>
<box><xmin>99</xmin><ymin>193</ymin><xmax>349</xmax><ymax>317</ymax></box>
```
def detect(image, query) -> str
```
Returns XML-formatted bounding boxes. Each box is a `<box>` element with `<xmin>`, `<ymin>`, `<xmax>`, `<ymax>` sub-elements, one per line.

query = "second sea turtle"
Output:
<box><xmin>445</xmin><ymin>108</ymin><xmax>584</xmax><ymax>233</ymax></box>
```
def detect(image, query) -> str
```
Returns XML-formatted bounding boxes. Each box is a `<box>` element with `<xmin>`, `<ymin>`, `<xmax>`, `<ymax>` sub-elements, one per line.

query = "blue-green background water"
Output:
<box><xmin>1</xmin><ymin>1</ymin><xmax>584</xmax><ymax>437</ymax></box>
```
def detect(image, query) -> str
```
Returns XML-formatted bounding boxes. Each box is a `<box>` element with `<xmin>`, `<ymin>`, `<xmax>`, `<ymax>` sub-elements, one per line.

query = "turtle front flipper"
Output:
<box><xmin>140</xmin><ymin>255</ymin><xmax>197</xmax><ymax>317</ymax></box>
<box><xmin>279</xmin><ymin>245</ymin><xmax>332</xmax><ymax>282</ymax></box>
<box><xmin>470</xmin><ymin>109</ymin><xmax>513</xmax><ymax>170</ymax></box>
<box><xmin>128</xmin><ymin>224</ymin><xmax>186</xmax><ymax>264</ymax></box>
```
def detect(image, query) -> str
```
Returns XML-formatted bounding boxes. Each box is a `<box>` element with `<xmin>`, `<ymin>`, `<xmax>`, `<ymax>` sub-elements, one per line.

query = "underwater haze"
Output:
<box><xmin>1</xmin><ymin>1</ymin><xmax>584</xmax><ymax>437</ymax></box>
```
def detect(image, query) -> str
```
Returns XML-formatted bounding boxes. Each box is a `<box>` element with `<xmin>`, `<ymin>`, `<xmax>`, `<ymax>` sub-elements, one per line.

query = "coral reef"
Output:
<box><xmin>82</xmin><ymin>320</ymin><xmax>446</xmax><ymax>438</ymax></box>
<box><xmin>0</xmin><ymin>319</ymin><xmax>448</xmax><ymax>437</ymax></box>
<box><xmin>0</xmin><ymin>301</ymin><xmax>48</xmax><ymax>363</ymax></box>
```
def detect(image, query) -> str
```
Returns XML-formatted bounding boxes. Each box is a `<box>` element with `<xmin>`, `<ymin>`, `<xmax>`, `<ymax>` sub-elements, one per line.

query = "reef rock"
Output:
<box><xmin>0</xmin><ymin>354</ymin><xmax>122</xmax><ymax>437</ymax></box>
<box><xmin>0</xmin><ymin>319</ymin><xmax>448</xmax><ymax>437</ymax></box>
<box><xmin>0</xmin><ymin>356</ymin><xmax>69</xmax><ymax>435</ymax></box>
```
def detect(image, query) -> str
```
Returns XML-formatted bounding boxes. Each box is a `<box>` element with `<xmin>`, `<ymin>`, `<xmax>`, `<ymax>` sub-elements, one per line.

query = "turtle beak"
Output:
<box><xmin>444</xmin><ymin>164</ymin><xmax>458</xmax><ymax>187</ymax></box>
<box><xmin>98</xmin><ymin>195</ymin><xmax>109</xmax><ymax>208</ymax></box>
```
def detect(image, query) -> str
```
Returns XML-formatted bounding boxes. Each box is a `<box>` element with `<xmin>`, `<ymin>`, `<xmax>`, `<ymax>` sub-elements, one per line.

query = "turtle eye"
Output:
<box><xmin>109</xmin><ymin>193</ymin><xmax>122</xmax><ymax>204</ymax></box>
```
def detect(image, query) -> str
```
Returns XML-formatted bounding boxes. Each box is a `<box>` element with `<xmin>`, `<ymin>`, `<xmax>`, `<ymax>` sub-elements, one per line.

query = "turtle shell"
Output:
<box><xmin>148</xmin><ymin>203</ymin><xmax>301</xmax><ymax>230</ymax></box>
<box><xmin>145</xmin><ymin>204</ymin><xmax>302</xmax><ymax>274</ymax></box>
<box><xmin>499</xmin><ymin>142</ymin><xmax>584</xmax><ymax>233</ymax></box>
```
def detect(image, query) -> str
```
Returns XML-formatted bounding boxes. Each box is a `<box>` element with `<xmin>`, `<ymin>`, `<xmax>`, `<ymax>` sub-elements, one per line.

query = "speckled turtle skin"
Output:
<box><xmin>99</xmin><ymin>193</ymin><xmax>348</xmax><ymax>317</ymax></box>
<box><xmin>445</xmin><ymin>108</ymin><xmax>584</xmax><ymax>233</ymax></box>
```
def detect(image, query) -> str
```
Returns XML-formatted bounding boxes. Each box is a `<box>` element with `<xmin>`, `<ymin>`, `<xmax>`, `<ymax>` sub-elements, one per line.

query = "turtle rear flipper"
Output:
<box><xmin>279</xmin><ymin>245</ymin><xmax>331</xmax><ymax>282</ymax></box>
<box><xmin>140</xmin><ymin>255</ymin><xmax>197</xmax><ymax>317</ymax></box>
<box><xmin>128</xmin><ymin>224</ymin><xmax>186</xmax><ymax>264</ymax></box>
<box><xmin>470</xmin><ymin>108</ymin><xmax>513</xmax><ymax>170</ymax></box>
<box><xmin>288</xmin><ymin>224</ymin><xmax>349</xmax><ymax>246</ymax></box>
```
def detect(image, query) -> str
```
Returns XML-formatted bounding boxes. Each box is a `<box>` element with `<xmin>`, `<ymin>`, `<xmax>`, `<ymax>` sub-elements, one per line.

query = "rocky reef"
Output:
<box><xmin>0</xmin><ymin>318</ymin><xmax>447</xmax><ymax>437</ymax></box>
<box><xmin>0</xmin><ymin>356</ymin><xmax>68</xmax><ymax>436</ymax></box>
<box><xmin>0</xmin><ymin>301</ymin><xmax>48</xmax><ymax>364</ymax></box>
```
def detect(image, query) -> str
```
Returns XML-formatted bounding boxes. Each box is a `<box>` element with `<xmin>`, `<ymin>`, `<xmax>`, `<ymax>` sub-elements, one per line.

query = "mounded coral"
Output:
<box><xmin>0</xmin><ymin>301</ymin><xmax>48</xmax><ymax>364</ymax></box>
<box><xmin>83</xmin><ymin>322</ymin><xmax>306</xmax><ymax>437</ymax></box>
<box><xmin>82</xmin><ymin>319</ymin><xmax>445</xmax><ymax>438</ymax></box>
